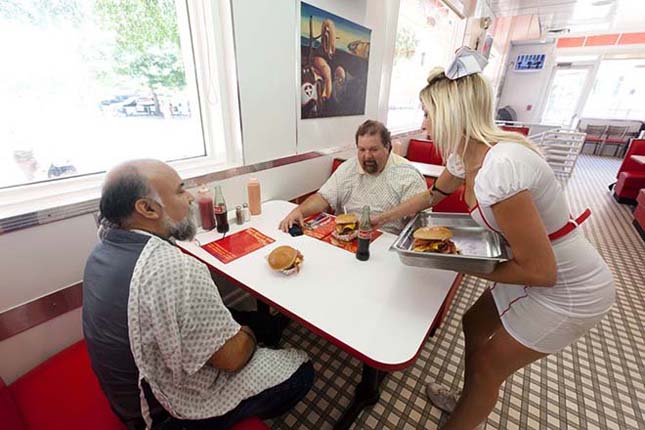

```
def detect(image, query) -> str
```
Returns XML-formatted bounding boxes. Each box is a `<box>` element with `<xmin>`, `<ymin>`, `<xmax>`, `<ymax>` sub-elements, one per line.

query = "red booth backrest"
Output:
<box><xmin>331</xmin><ymin>158</ymin><xmax>345</xmax><ymax>174</ymax></box>
<box><xmin>500</xmin><ymin>126</ymin><xmax>530</xmax><ymax>136</ymax></box>
<box><xmin>406</xmin><ymin>139</ymin><xmax>443</xmax><ymax>165</ymax></box>
<box><xmin>0</xmin><ymin>378</ymin><xmax>23</xmax><ymax>430</ymax></box>
<box><xmin>616</xmin><ymin>139</ymin><xmax>645</xmax><ymax>178</ymax></box>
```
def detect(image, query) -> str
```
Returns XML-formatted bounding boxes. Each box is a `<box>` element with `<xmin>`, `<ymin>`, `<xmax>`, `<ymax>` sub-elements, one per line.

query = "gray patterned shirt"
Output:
<box><xmin>319</xmin><ymin>153</ymin><xmax>428</xmax><ymax>234</ymax></box>
<box><xmin>127</xmin><ymin>235</ymin><xmax>308</xmax><ymax>424</ymax></box>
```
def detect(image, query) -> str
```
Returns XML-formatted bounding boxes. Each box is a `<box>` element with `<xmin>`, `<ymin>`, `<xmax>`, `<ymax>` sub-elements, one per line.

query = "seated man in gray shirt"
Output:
<box><xmin>279</xmin><ymin>120</ymin><xmax>427</xmax><ymax>234</ymax></box>
<box><xmin>83</xmin><ymin>160</ymin><xmax>312</xmax><ymax>430</ymax></box>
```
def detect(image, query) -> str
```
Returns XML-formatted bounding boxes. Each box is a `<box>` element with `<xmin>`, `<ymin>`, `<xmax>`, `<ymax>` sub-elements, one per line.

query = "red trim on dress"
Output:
<box><xmin>547</xmin><ymin>208</ymin><xmax>591</xmax><ymax>241</ymax></box>
<box><xmin>477</xmin><ymin>204</ymin><xmax>503</xmax><ymax>235</ymax></box>
<box><xmin>499</xmin><ymin>286</ymin><xmax>529</xmax><ymax>318</ymax></box>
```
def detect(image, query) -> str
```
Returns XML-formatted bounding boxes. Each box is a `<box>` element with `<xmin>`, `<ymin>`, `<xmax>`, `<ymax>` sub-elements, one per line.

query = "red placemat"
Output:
<box><xmin>321</xmin><ymin>230</ymin><xmax>383</xmax><ymax>253</ymax></box>
<box><xmin>202</xmin><ymin>228</ymin><xmax>275</xmax><ymax>264</ymax></box>
<box><xmin>302</xmin><ymin>213</ymin><xmax>382</xmax><ymax>253</ymax></box>
<box><xmin>302</xmin><ymin>213</ymin><xmax>336</xmax><ymax>239</ymax></box>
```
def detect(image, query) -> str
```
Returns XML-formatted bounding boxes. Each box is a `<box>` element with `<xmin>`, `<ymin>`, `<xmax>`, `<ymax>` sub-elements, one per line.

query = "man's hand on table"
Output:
<box><xmin>279</xmin><ymin>208</ymin><xmax>305</xmax><ymax>232</ymax></box>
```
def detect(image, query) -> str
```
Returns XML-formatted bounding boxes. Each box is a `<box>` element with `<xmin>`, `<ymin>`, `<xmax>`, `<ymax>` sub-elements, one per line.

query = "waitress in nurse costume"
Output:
<box><xmin>374</xmin><ymin>48</ymin><xmax>614</xmax><ymax>430</ymax></box>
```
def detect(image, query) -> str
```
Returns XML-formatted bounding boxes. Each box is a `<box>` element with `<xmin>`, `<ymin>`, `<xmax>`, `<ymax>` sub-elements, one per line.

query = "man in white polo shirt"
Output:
<box><xmin>279</xmin><ymin>120</ymin><xmax>427</xmax><ymax>234</ymax></box>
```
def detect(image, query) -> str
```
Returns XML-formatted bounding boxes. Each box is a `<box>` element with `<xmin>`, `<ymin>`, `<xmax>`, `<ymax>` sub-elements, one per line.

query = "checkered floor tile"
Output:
<box><xmin>267</xmin><ymin>155</ymin><xmax>645</xmax><ymax>430</ymax></box>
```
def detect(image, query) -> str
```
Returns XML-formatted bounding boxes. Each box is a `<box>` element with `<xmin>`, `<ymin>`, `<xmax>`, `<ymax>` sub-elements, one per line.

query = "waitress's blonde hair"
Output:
<box><xmin>420</xmin><ymin>67</ymin><xmax>539</xmax><ymax>159</ymax></box>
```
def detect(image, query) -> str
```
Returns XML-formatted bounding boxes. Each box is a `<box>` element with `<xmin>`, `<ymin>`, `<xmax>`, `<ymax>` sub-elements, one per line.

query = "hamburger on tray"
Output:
<box><xmin>412</xmin><ymin>226</ymin><xmax>459</xmax><ymax>254</ymax></box>
<box><xmin>330</xmin><ymin>213</ymin><xmax>358</xmax><ymax>245</ymax></box>
<box><xmin>268</xmin><ymin>245</ymin><xmax>304</xmax><ymax>275</ymax></box>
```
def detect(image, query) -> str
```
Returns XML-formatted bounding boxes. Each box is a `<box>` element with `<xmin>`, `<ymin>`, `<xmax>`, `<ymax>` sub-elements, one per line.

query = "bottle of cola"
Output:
<box><xmin>356</xmin><ymin>205</ymin><xmax>371</xmax><ymax>261</ymax></box>
<box><xmin>213</xmin><ymin>185</ymin><xmax>229</xmax><ymax>234</ymax></box>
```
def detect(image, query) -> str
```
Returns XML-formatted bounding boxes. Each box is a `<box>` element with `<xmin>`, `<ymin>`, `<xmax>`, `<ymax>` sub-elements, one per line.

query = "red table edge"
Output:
<box><xmin>181</xmin><ymin>245</ymin><xmax>464</xmax><ymax>372</ymax></box>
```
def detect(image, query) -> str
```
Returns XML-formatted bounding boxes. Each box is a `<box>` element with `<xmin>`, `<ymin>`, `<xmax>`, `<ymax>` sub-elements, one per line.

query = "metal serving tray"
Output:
<box><xmin>390</xmin><ymin>212</ymin><xmax>509</xmax><ymax>274</ymax></box>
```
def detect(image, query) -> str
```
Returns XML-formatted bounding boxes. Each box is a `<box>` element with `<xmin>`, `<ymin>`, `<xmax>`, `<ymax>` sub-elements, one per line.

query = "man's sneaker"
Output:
<box><xmin>426</xmin><ymin>382</ymin><xmax>460</xmax><ymax>413</ymax></box>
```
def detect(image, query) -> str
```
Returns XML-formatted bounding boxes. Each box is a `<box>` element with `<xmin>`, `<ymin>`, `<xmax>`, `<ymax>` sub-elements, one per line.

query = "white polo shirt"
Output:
<box><xmin>319</xmin><ymin>153</ymin><xmax>427</xmax><ymax>234</ymax></box>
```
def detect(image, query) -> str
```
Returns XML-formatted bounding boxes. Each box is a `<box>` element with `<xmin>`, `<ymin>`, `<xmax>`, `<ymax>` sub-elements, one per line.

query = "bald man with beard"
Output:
<box><xmin>83</xmin><ymin>160</ymin><xmax>312</xmax><ymax>430</ymax></box>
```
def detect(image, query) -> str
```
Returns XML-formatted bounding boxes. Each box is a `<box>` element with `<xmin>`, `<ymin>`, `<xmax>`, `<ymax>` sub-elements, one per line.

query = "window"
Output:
<box><xmin>582</xmin><ymin>59</ymin><xmax>645</xmax><ymax>120</ymax></box>
<box><xmin>387</xmin><ymin>0</ymin><xmax>462</xmax><ymax>132</ymax></box>
<box><xmin>0</xmin><ymin>0</ymin><xmax>230</xmax><ymax>192</ymax></box>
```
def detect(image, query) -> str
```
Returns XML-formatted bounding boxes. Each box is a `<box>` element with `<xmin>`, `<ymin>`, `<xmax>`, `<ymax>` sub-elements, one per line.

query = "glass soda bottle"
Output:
<box><xmin>356</xmin><ymin>205</ymin><xmax>371</xmax><ymax>261</ymax></box>
<box><xmin>213</xmin><ymin>185</ymin><xmax>229</xmax><ymax>234</ymax></box>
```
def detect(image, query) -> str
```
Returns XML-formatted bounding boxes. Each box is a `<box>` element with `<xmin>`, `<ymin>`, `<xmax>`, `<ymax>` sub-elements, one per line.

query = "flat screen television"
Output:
<box><xmin>514</xmin><ymin>54</ymin><xmax>545</xmax><ymax>72</ymax></box>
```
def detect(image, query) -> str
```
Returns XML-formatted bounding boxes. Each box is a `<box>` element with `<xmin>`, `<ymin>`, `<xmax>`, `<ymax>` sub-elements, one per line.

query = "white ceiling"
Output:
<box><xmin>485</xmin><ymin>0</ymin><xmax>645</xmax><ymax>35</ymax></box>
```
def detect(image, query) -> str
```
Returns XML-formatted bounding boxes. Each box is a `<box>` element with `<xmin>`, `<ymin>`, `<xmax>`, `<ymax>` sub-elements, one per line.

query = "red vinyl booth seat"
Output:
<box><xmin>331</xmin><ymin>157</ymin><xmax>345</xmax><ymax>174</ymax></box>
<box><xmin>613</xmin><ymin>139</ymin><xmax>645</xmax><ymax>202</ymax></box>
<box><xmin>406</xmin><ymin>139</ymin><xmax>443</xmax><ymax>165</ymax></box>
<box><xmin>406</xmin><ymin>139</ymin><xmax>469</xmax><ymax>213</ymax></box>
<box><xmin>426</xmin><ymin>179</ymin><xmax>469</xmax><ymax>213</ymax></box>
<box><xmin>500</xmin><ymin>126</ymin><xmax>530</xmax><ymax>136</ymax></box>
<box><xmin>615</xmin><ymin>171</ymin><xmax>645</xmax><ymax>201</ymax></box>
<box><xmin>0</xmin><ymin>340</ymin><xmax>269</xmax><ymax>430</ymax></box>
<box><xmin>634</xmin><ymin>189</ymin><xmax>645</xmax><ymax>239</ymax></box>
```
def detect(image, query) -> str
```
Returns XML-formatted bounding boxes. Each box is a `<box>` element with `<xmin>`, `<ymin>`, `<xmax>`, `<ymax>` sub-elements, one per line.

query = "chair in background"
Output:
<box><xmin>581</xmin><ymin>124</ymin><xmax>607</xmax><ymax>154</ymax></box>
<box><xmin>613</xmin><ymin>138</ymin><xmax>645</xmax><ymax>203</ymax></box>
<box><xmin>600</xmin><ymin>125</ymin><xmax>631</xmax><ymax>157</ymax></box>
<box><xmin>535</xmin><ymin>129</ymin><xmax>586</xmax><ymax>179</ymax></box>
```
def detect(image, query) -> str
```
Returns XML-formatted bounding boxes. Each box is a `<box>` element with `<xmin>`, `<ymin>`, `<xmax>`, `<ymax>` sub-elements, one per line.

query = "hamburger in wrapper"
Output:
<box><xmin>412</xmin><ymin>226</ymin><xmax>459</xmax><ymax>254</ymax></box>
<box><xmin>268</xmin><ymin>245</ymin><xmax>304</xmax><ymax>275</ymax></box>
<box><xmin>331</xmin><ymin>213</ymin><xmax>358</xmax><ymax>244</ymax></box>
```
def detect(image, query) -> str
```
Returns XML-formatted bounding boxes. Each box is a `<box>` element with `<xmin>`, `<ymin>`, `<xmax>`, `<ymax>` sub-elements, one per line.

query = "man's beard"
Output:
<box><xmin>363</xmin><ymin>160</ymin><xmax>378</xmax><ymax>174</ymax></box>
<box><xmin>163</xmin><ymin>205</ymin><xmax>197</xmax><ymax>241</ymax></box>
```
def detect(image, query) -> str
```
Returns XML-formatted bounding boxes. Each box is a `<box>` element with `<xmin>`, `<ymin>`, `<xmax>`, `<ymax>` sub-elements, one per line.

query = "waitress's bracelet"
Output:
<box><xmin>431</xmin><ymin>183</ymin><xmax>451</xmax><ymax>196</ymax></box>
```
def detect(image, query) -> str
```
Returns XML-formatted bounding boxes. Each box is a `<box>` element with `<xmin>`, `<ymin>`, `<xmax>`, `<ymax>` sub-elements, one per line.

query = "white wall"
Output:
<box><xmin>496</xmin><ymin>40</ymin><xmax>556</xmax><ymax>123</ymax></box>
<box><xmin>297</xmin><ymin>0</ymin><xmax>398</xmax><ymax>152</ymax></box>
<box><xmin>0</xmin><ymin>0</ymin><xmax>403</xmax><ymax>383</ymax></box>
<box><xmin>231</xmin><ymin>0</ymin><xmax>298</xmax><ymax>164</ymax></box>
<box><xmin>231</xmin><ymin>0</ymin><xmax>400</xmax><ymax>158</ymax></box>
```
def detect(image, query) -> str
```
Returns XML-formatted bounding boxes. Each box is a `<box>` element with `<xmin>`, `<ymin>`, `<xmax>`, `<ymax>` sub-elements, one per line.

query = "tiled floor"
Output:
<box><xmin>269</xmin><ymin>155</ymin><xmax>645</xmax><ymax>430</ymax></box>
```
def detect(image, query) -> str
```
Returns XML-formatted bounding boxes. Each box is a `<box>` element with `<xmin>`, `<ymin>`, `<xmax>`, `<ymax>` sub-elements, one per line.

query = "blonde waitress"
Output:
<box><xmin>374</xmin><ymin>49</ymin><xmax>614</xmax><ymax>430</ymax></box>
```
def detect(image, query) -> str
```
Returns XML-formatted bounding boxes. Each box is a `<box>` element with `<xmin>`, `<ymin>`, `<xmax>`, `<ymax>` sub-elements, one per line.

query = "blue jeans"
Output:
<box><xmin>155</xmin><ymin>361</ymin><xmax>314</xmax><ymax>430</ymax></box>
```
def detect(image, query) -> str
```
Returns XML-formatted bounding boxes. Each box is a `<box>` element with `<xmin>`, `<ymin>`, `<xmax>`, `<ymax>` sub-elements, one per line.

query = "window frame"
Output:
<box><xmin>0</xmin><ymin>0</ymin><xmax>242</xmax><ymax>218</ymax></box>
<box><xmin>386</xmin><ymin>0</ymin><xmax>465</xmax><ymax>134</ymax></box>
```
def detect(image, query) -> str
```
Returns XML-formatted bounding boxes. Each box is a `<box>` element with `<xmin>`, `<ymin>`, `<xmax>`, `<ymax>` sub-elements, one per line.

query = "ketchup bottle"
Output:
<box><xmin>197</xmin><ymin>187</ymin><xmax>215</xmax><ymax>231</ymax></box>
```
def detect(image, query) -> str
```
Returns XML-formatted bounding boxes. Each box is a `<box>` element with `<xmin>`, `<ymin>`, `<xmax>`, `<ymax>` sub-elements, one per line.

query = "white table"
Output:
<box><xmin>178</xmin><ymin>201</ymin><xmax>460</xmax><ymax>428</ymax></box>
<box><xmin>409</xmin><ymin>161</ymin><xmax>445</xmax><ymax>179</ymax></box>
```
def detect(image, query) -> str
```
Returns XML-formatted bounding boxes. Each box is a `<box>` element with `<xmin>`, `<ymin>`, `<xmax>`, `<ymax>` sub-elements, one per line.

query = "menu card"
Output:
<box><xmin>202</xmin><ymin>228</ymin><xmax>275</xmax><ymax>264</ymax></box>
<box><xmin>302</xmin><ymin>213</ymin><xmax>382</xmax><ymax>253</ymax></box>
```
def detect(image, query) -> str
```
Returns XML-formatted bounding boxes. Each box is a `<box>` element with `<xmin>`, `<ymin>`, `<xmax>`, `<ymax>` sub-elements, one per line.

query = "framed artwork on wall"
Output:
<box><xmin>300</xmin><ymin>2</ymin><xmax>371</xmax><ymax>119</ymax></box>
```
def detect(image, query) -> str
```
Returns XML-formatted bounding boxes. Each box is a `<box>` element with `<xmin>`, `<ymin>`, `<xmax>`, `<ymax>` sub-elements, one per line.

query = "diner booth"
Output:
<box><xmin>1</xmin><ymin>1</ymin><xmax>643</xmax><ymax>429</ymax></box>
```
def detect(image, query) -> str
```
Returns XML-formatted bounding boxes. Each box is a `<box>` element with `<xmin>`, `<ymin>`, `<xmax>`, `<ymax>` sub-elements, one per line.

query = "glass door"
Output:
<box><xmin>540</xmin><ymin>65</ymin><xmax>592</xmax><ymax>127</ymax></box>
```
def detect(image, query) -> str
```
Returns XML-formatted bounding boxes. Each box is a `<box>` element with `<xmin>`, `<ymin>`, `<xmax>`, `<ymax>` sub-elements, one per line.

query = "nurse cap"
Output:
<box><xmin>445</xmin><ymin>46</ymin><xmax>488</xmax><ymax>80</ymax></box>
